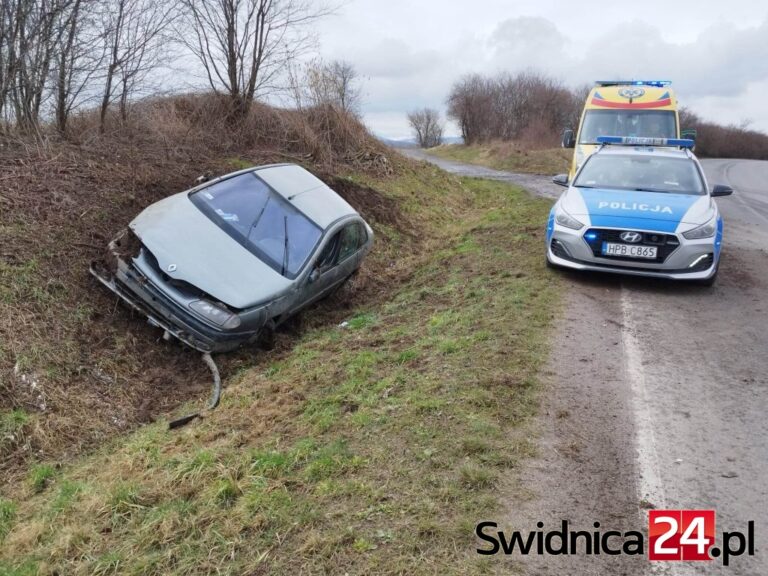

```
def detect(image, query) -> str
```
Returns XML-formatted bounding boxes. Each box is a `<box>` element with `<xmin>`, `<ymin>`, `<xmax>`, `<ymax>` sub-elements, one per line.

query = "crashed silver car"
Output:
<box><xmin>92</xmin><ymin>164</ymin><xmax>373</xmax><ymax>353</ymax></box>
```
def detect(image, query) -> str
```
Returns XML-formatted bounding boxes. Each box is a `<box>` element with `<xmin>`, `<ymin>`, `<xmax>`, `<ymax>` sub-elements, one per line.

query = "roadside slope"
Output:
<box><xmin>0</xmin><ymin>98</ymin><xmax>404</xmax><ymax>480</ymax></box>
<box><xmin>0</xmin><ymin>175</ymin><xmax>560</xmax><ymax>575</ymax></box>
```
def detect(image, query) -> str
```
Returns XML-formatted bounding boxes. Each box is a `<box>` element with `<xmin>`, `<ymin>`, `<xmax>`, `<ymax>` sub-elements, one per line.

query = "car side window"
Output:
<box><xmin>338</xmin><ymin>222</ymin><xmax>366</xmax><ymax>262</ymax></box>
<box><xmin>316</xmin><ymin>232</ymin><xmax>340</xmax><ymax>270</ymax></box>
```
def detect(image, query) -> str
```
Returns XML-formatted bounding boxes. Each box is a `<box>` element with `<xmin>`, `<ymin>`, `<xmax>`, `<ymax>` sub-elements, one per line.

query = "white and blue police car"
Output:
<box><xmin>546</xmin><ymin>137</ymin><xmax>733</xmax><ymax>286</ymax></box>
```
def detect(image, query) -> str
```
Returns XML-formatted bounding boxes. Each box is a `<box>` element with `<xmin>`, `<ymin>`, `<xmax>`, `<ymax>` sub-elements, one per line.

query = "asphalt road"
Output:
<box><xmin>401</xmin><ymin>148</ymin><xmax>768</xmax><ymax>575</ymax></box>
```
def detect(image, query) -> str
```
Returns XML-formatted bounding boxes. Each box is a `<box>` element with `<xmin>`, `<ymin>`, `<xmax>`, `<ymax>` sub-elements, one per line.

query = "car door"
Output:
<box><xmin>292</xmin><ymin>220</ymin><xmax>366</xmax><ymax>313</ymax></box>
<box><xmin>335</xmin><ymin>220</ymin><xmax>367</xmax><ymax>275</ymax></box>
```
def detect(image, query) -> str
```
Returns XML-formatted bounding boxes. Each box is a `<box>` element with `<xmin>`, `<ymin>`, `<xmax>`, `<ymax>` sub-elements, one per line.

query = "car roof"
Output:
<box><xmin>594</xmin><ymin>146</ymin><xmax>694</xmax><ymax>160</ymax></box>
<box><xmin>252</xmin><ymin>164</ymin><xmax>358</xmax><ymax>229</ymax></box>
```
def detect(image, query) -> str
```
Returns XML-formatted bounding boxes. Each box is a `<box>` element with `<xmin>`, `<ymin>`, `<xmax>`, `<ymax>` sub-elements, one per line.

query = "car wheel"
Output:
<box><xmin>326</xmin><ymin>271</ymin><xmax>357</xmax><ymax>302</ymax></box>
<box><xmin>257</xmin><ymin>321</ymin><xmax>276</xmax><ymax>350</ymax></box>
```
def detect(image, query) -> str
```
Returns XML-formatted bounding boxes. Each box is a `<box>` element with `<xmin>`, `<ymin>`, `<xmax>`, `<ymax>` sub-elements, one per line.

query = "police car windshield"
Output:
<box><xmin>579</xmin><ymin>110</ymin><xmax>676</xmax><ymax>144</ymax></box>
<box><xmin>574</xmin><ymin>154</ymin><xmax>706</xmax><ymax>195</ymax></box>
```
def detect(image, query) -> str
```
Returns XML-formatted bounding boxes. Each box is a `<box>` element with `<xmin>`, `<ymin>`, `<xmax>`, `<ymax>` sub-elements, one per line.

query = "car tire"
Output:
<box><xmin>257</xmin><ymin>321</ymin><xmax>276</xmax><ymax>350</ymax></box>
<box><xmin>326</xmin><ymin>271</ymin><xmax>358</xmax><ymax>301</ymax></box>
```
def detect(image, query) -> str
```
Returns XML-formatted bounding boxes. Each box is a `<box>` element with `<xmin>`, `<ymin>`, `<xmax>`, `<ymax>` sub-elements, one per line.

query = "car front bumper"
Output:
<box><xmin>90</xmin><ymin>256</ymin><xmax>258</xmax><ymax>353</ymax></box>
<box><xmin>546</xmin><ymin>225</ymin><xmax>718</xmax><ymax>281</ymax></box>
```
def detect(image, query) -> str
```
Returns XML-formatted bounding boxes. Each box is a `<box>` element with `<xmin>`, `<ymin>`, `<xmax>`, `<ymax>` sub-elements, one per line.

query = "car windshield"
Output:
<box><xmin>574</xmin><ymin>154</ymin><xmax>706</xmax><ymax>195</ymax></box>
<box><xmin>579</xmin><ymin>110</ymin><xmax>676</xmax><ymax>144</ymax></box>
<box><xmin>190</xmin><ymin>173</ymin><xmax>322</xmax><ymax>278</ymax></box>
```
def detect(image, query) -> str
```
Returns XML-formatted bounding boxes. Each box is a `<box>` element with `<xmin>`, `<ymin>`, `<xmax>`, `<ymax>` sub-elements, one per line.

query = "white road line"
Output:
<box><xmin>621</xmin><ymin>287</ymin><xmax>666</xmax><ymax>509</ymax></box>
<box><xmin>621</xmin><ymin>287</ymin><xmax>683</xmax><ymax>576</ymax></box>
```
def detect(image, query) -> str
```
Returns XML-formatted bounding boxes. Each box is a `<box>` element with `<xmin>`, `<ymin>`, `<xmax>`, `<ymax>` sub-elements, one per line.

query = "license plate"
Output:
<box><xmin>601</xmin><ymin>242</ymin><xmax>658</xmax><ymax>259</ymax></box>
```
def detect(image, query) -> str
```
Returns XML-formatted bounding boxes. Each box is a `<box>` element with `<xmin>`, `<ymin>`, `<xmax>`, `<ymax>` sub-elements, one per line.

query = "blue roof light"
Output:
<box><xmin>596</xmin><ymin>80</ymin><xmax>672</xmax><ymax>88</ymax></box>
<box><xmin>596</xmin><ymin>136</ymin><xmax>694</xmax><ymax>148</ymax></box>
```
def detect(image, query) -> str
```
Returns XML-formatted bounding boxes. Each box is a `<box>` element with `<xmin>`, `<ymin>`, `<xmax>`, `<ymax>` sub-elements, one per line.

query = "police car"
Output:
<box><xmin>546</xmin><ymin>137</ymin><xmax>733</xmax><ymax>285</ymax></box>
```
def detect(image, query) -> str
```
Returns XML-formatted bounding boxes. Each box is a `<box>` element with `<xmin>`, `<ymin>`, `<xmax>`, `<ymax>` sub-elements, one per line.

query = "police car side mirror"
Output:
<box><xmin>711</xmin><ymin>185</ymin><xmax>733</xmax><ymax>197</ymax></box>
<box><xmin>552</xmin><ymin>174</ymin><xmax>569</xmax><ymax>187</ymax></box>
<box><xmin>561</xmin><ymin>129</ymin><xmax>575</xmax><ymax>149</ymax></box>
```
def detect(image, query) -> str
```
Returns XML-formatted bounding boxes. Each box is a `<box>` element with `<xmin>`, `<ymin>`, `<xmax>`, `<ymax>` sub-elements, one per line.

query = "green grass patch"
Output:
<box><xmin>28</xmin><ymin>464</ymin><xmax>56</xmax><ymax>493</ymax></box>
<box><xmin>0</xmin><ymin>497</ymin><xmax>16</xmax><ymax>540</ymax></box>
<box><xmin>0</xmin><ymin>409</ymin><xmax>30</xmax><ymax>456</ymax></box>
<box><xmin>346</xmin><ymin>312</ymin><xmax>377</xmax><ymax>329</ymax></box>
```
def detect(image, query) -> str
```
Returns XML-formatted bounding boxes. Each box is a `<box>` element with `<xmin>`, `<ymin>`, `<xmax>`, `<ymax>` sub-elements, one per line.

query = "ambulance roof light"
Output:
<box><xmin>595</xmin><ymin>80</ymin><xmax>672</xmax><ymax>88</ymax></box>
<box><xmin>596</xmin><ymin>136</ymin><xmax>694</xmax><ymax>148</ymax></box>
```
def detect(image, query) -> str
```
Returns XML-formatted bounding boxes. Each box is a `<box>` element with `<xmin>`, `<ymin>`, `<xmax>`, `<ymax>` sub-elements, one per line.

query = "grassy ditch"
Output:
<box><xmin>431</xmin><ymin>142</ymin><xmax>571</xmax><ymax>175</ymax></box>
<box><xmin>1</xmin><ymin>176</ymin><xmax>559</xmax><ymax>575</ymax></box>
<box><xmin>0</xmin><ymin>109</ymin><xmax>408</xmax><ymax>480</ymax></box>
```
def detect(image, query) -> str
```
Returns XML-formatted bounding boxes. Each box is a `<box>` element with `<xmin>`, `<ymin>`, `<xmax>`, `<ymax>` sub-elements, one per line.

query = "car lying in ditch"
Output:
<box><xmin>92</xmin><ymin>163</ymin><xmax>374</xmax><ymax>353</ymax></box>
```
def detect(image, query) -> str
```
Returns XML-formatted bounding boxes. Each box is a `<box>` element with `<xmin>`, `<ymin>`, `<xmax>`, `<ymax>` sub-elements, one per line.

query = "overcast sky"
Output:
<box><xmin>314</xmin><ymin>0</ymin><xmax>768</xmax><ymax>138</ymax></box>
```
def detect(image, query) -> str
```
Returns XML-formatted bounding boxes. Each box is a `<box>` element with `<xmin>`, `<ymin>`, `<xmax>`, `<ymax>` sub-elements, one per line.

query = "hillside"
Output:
<box><xmin>0</xmin><ymin>97</ymin><xmax>560</xmax><ymax>574</ymax></box>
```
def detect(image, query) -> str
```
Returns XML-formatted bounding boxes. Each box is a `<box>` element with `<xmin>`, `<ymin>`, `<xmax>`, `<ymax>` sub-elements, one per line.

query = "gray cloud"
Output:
<box><xmin>316</xmin><ymin>3</ymin><xmax>768</xmax><ymax>136</ymax></box>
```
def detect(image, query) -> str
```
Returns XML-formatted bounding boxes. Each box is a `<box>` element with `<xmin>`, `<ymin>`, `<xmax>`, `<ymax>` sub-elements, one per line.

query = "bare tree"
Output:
<box><xmin>1</xmin><ymin>0</ymin><xmax>75</xmax><ymax>132</ymax></box>
<box><xmin>52</xmin><ymin>0</ymin><xmax>107</xmax><ymax>132</ymax></box>
<box><xmin>98</xmin><ymin>0</ymin><xmax>175</xmax><ymax>131</ymax></box>
<box><xmin>447</xmin><ymin>71</ymin><xmax>585</xmax><ymax>147</ymax></box>
<box><xmin>446</xmin><ymin>74</ymin><xmax>494</xmax><ymax>144</ymax></box>
<box><xmin>407</xmin><ymin>107</ymin><xmax>443</xmax><ymax>148</ymax></box>
<box><xmin>181</xmin><ymin>0</ymin><xmax>332</xmax><ymax>116</ymax></box>
<box><xmin>303</xmin><ymin>58</ymin><xmax>361</xmax><ymax>113</ymax></box>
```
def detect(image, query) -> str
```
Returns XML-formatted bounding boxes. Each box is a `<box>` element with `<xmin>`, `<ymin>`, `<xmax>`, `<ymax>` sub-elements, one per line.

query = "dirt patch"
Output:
<box><xmin>323</xmin><ymin>175</ymin><xmax>414</xmax><ymax>236</ymax></box>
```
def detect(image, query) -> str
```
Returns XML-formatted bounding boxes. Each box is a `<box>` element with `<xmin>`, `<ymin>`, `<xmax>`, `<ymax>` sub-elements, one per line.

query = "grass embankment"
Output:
<box><xmin>0</xmin><ymin>170</ymin><xmax>559</xmax><ymax>575</ymax></box>
<box><xmin>0</xmin><ymin>97</ymin><xmax>400</xmax><ymax>480</ymax></box>
<box><xmin>431</xmin><ymin>142</ymin><xmax>570</xmax><ymax>175</ymax></box>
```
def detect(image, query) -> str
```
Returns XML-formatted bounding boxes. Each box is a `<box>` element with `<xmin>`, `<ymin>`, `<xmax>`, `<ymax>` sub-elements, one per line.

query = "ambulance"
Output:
<box><xmin>562</xmin><ymin>81</ymin><xmax>680</xmax><ymax>180</ymax></box>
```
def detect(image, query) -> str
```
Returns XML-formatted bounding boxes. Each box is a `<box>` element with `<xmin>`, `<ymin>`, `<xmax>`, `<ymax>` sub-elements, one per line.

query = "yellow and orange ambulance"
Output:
<box><xmin>563</xmin><ymin>81</ymin><xmax>681</xmax><ymax>179</ymax></box>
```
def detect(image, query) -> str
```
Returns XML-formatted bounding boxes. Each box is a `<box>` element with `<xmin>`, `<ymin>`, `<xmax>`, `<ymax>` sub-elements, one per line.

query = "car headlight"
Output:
<box><xmin>682</xmin><ymin>217</ymin><xmax>717</xmax><ymax>240</ymax></box>
<box><xmin>555</xmin><ymin>209</ymin><xmax>584</xmax><ymax>230</ymax></box>
<box><xmin>189</xmin><ymin>300</ymin><xmax>242</xmax><ymax>329</ymax></box>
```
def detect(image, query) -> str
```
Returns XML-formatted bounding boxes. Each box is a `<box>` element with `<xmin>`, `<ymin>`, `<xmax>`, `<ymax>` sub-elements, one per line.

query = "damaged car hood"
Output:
<box><xmin>130</xmin><ymin>191</ymin><xmax>293</xmax><ymax>309</ymax></box>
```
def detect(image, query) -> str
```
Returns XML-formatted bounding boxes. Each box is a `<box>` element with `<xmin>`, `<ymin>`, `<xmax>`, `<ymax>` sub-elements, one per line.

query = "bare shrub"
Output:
<box><xmin>300</xmin><ymin>58</ymin><xmax>362</xmax><ymax>114</ymax></box>
<box><xmin>679</xmin><ymin>106</ymin><xmax>768</xmax><ymax>160</ymax></box>
<box><xmin>447</xmin><ymin>71</ymin><xmax>579</xmax><ymax>148</ymax></box>
<box><xmin>407</xmin><ymin>107</ymin><xmax>443</xmax><ymax>148</ymax></box>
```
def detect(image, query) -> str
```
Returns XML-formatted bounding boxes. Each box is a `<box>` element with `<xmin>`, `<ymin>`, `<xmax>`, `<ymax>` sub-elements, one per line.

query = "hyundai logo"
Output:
<box><xmin>620</xmin><ymin>231</ymin><xmax>643</xmax><ymax>243</ymax></box>
<box><xmin>167</xmin><ymin>264</ymin><xmax>177</xmax><ymax>272</ymax></box>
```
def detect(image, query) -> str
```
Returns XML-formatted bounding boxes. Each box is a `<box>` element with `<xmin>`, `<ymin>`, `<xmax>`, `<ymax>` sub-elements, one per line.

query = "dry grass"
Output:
<box><xmin>431</xmin><ymin>141</ymin><xmax>571</xmax><ymax>175</ymax></box>
<box><xmin>0</xmin><ymin>94</ymin><xmax>416</xmax><ymax>481</ymax></box>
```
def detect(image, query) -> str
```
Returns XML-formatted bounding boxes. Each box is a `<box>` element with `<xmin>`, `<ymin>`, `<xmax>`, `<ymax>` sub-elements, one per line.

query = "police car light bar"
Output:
<box><xmin>595</xmin><ymin>80</ymin><xmax>672</xmax><ymax>88</ymax></box>
<box><xmin>596</xmin><ymin>136</ymin><xmax>694</xmax><ymax>148</ymax></box>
